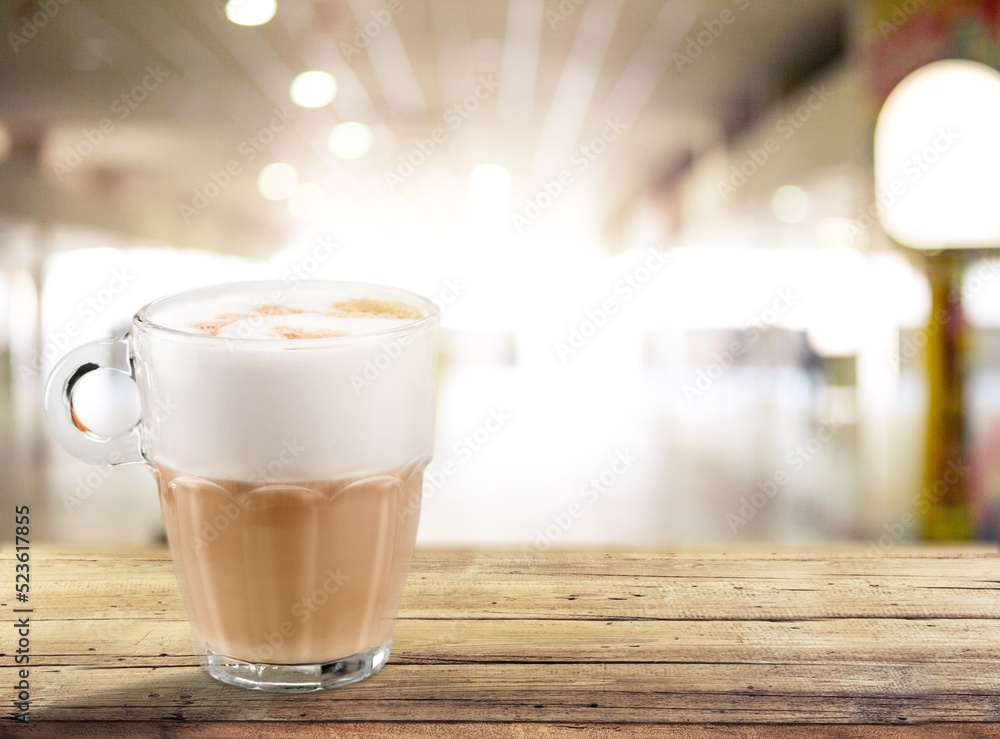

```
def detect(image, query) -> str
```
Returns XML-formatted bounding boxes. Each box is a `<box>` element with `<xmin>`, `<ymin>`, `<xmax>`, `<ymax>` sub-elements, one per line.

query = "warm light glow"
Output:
<box><xmin>770</xmin><ymin>186</ymin><xmax>810</xmax><ymax>224</ymax></box>
<box><xmin>256</xmin><ymin>162</ymin><xmax>299</xmax><ymax>200</ymax></box>
<box><xmin>328</xmin><ymin>122</ymin><xmax>374</xmax><ymax>159</ymax></box>
<box><xmin>804</xmin><ymin>248</ymin><xmax>868</xmax><ymax>357</ymax></box>
<box><xmin>468</xmin><ymin>163</ymin><xmax>512</xmax><ymax>203</ymax></box>
<box><xmin>290</xmin><ymin>71</ymin><xmax>337</xmax><ymax>108</ymax></box>
<box><xmin>818</xmin><ymin>217</ymin><xmax>866</xmax><ymax>250</ymax></box>
<box><xmin>288</xmin><ymin>183</ymin><xmax>326</xmax><ymax>221</ymax></box>
<box><xmin>8</xmin><ymin>270</ymin><xmax>37</xmax><ymax>367</ymax></box>
<box><xmin>875</xmin><ymin>59</ymin><xmax>1000</xmax><ymax>249</ymax></box>
<box><xmin>0</xmin><ymin>122</ymin><xmax>10</xmax><ymax>164</ymax></box>
<box><xmin>225</xmin><ymin>0</ymin><xmax>276</xmax><ymax>26</ymax></box>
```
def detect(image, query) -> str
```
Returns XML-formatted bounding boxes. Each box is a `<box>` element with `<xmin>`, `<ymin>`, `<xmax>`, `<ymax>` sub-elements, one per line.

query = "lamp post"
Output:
<box><xmin>875</xmin><ymin>59</ymin><xmax>1000</xmax><ymax>540</ymax></box>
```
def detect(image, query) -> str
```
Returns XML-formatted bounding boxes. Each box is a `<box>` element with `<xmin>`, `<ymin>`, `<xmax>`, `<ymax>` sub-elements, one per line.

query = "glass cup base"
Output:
<box><xmin>198</xmin><ymin>640</ymin><xmax>392</xmax><ymax>692</ymax></box>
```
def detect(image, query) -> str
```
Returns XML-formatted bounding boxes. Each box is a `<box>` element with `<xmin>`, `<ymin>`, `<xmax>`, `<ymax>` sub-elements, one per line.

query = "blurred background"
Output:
<box><xmin>2</xmin><ymin>0</ymin><xmax>1000</xmax><ymax>548</ymax></box>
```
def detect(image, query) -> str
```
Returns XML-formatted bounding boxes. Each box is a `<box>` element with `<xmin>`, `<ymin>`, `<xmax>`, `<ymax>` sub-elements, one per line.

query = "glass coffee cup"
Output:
<box><xmin>44</xmin><ymin>280</ymin><xmax>440</xmax><ymax>692</ymax></box>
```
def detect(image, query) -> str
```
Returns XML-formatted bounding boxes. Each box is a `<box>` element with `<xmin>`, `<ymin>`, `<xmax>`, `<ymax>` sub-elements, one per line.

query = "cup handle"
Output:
<box><xmin>43</xmin><ymin>335</ymin><xmax>145</xmax><ymax>466</ymax></box>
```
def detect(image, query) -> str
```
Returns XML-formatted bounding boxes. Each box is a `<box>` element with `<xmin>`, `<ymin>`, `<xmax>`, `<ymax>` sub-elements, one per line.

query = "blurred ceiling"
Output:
<box><xmin>0</xmin><ymin>0</ymin><xmax>849</xmax><ymax>255</ymax></box>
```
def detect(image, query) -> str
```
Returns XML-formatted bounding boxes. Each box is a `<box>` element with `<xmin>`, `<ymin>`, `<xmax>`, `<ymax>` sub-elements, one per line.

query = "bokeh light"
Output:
<box><xmin>290</xmin><ymin>71</ymin><xmax>337</xmax><ymax>108</ymax></box>
<box><xmin>225</xmin><ymin>0</ymin><xmax>277</xmax><ymax>27</ymax></box>
<box><xmin>256</xmin><ymin>162</ymin><xmax>299</xmax><ymax>200</ymax></box>
<box><xmin>328</xmin><ymin>122</ymin><xmax>374</xmax><ymax>160</ymax></box>
<box><xmin>770</xmin><ymin>185</ymin><xmax>810</xmax><ymax>224</ymax></box>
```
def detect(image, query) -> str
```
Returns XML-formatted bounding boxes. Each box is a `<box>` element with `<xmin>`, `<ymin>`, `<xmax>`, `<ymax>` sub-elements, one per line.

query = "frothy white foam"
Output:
<box><xmin>150</xmin><ymin>288</ymin><xmax>426</xmax><ymax>340</ymax></box>
<box><xmin>133</xmin><ymin>282</ymin><xmax>438</xmax><ymax>481</ymax></box>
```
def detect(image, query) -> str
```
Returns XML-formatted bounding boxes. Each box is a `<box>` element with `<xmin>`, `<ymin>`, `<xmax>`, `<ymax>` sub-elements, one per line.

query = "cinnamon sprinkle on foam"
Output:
<box><xmin>269</xmin><ymin>326</ymin><xmax>347</xmax><ymax>340</ymax></box>
<box><xmin>190</xmin><ymin>321</ymin><xmax>228</xmax><ymax>337</ymax></box>
<box><xmin>329</xmin><ymin>298</ymin><xmax>424</xmax><ymax>320</ymax></box>
<box><xmin>190</xmin><ymin>297</ymin><xmax>423</xmax><ymax>338</ymax></box>
<box><xmin>252</xmin><ymin>304</ymin><xmax>305</xmax><ymax>316</ymax></box>
<box><xmin>191</xmin><ymin>313</ymin><xmax>245</xmax><ymax>336</ymax></box>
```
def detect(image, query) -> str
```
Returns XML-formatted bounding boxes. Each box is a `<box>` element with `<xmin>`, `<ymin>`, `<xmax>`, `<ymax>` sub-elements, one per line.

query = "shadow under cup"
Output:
<box><xmin>44</xmin><ymin>281</ymin><xmax>440</xmax><ymax>692</ymax></box>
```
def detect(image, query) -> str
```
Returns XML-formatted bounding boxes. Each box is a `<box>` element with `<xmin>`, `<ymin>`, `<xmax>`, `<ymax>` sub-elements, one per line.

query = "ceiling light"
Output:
<box><xmin>257</xmin><ymin>162</ymin><xmax>299</xmax><ymax>200</ymax></box>
<box><xmin>225</xmin><ymin>0</ymin><xmax>277</xmax><ymax>26</ymax></box>
<box><xmin>770</xmin><ymin>186</ymin><xmax>810</xmax><ymax>224</ymax></box>
<box><xmin>290</xmin><ymin>71</ymin><xmax>337</xmax><ymax>108</ymax></box>
<box><xmin>875</xmin><ymin>59</ymin><xmax>1000</xmax><ymax>249</ymax></box>
<box><xmin>328</xmin><ymin>122</ymin><xmax>374</xmax><ymax>159</ymax></box>
<box><xmin>468</xmin><ymin>163</ymin><xmax>511</xmax><ymax>203</ymax></box>
<box><xmin>288</xmin><ymin>183</ymin><xmax>326</xmax><ymax>221</ymax></box>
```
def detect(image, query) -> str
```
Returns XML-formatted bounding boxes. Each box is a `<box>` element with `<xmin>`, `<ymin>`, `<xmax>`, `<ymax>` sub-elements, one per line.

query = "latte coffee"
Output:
<box><xmin>45</xmin><ymin>281</ymin><xmax>440</xmax><ymax>691</ymax></box>
<box><xmin>158</xmin><ymin>462</ymin><xmax>423</xmax><ymax>666</ymax></box>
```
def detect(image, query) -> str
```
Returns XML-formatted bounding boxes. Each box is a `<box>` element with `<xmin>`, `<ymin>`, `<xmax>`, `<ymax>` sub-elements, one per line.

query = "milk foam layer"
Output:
<box><xmin>150</xmin><ymin>290</ymin><xmax>427</xmax><ymax>339</ymax></box>
<box><xmin>151</xmin><ymin>288</ymin><xmax>426</xmax><ymax>340</ymax></box>
<box><xmin>133</xmin><ymin>282</ymin><xmax>438</xmax><ymax>481</ymax></box>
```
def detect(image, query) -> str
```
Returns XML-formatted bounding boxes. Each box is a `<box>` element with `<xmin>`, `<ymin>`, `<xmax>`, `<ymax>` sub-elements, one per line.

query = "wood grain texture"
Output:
<box><xmin>7</xmin><ymin>724</ymin><xmax>1000</xmax><ymax>739</ymax></box>
<box><xmin>1</xmin><ymin>548</ymin><xmax>999</xmax><ymax>735</ymax></box>
<box><xmin>7</xmin><ymin>723</ymin><xmax>1000</xmax><ymax>739</ymax></box>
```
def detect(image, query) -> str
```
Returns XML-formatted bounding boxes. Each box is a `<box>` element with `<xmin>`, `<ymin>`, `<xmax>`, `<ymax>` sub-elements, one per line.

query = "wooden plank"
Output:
<box><xmin>5</xmin><ymin>663</ymin><xmax>1000</xmax><ymax>723</ymax></box>
<box><xmin>2</xmin><ymin>549</ymin><xmax>999</xmax><ymax>728</ymax></box>
<box><xmin>6</xmin><ymin>554</ymin><xmax>1000</xmax><ymax>621</ymax></box>
<box><xmin>8</xmin><ymin>722</ymin><xmax>1000</xmax><ymax>738</ymax></box>
<box><xmin>19</xmin><ymin>618</ymin><xmax>1000</xmax><ymax>667</ymax></box>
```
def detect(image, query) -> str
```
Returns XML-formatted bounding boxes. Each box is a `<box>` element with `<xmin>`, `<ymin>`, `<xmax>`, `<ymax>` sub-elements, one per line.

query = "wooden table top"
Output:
<box><xmin>3</xmin><ymin>546</ymin><xmax>1000</xmax><ymax>737</ymax></box>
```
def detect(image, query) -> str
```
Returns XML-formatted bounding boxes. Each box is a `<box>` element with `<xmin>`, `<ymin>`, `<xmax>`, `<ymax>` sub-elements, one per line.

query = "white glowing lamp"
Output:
<box><xmin>875</xmin><ymin>59</ymin><xmax>1000</xmax><ymax>249</ymax></box>
<box><xmin>225</xmin><ymin>0</ymin><xmax>276</xmax><ymax>27</ymax></box>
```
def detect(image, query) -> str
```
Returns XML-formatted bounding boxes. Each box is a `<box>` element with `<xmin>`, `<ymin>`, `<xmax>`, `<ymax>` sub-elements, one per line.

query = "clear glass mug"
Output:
<box><xmin>44</xmin><ymin>281</ymin><xmax>440</xmax><ymax>691</ymax></box>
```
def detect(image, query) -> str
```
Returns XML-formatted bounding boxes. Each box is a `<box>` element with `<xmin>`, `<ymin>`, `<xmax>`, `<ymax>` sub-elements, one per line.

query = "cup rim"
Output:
<box><xmin>133</xmin><ymin>280</ymin><xmax>441</xmax><ymax>347</ymax></box>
